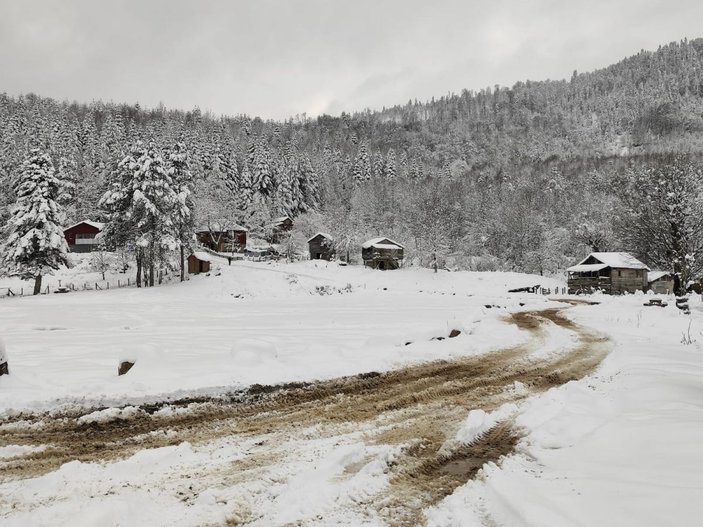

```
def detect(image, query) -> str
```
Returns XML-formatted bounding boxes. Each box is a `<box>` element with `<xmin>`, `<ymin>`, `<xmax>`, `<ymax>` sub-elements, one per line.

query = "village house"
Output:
<box><xmin>648</xmin><ymin>271</ymin><xmax>675</xmax><ymax>294</ymax></box>
<box><xmin>567</xmin><ymin>252</ymin><xmax>649</xmax><ymax>294</ymax></box>
<box><xmin>195</xmin><ymin>223</ymin><xmax>247</xmax><ymax>253</ymax></box>
<box><xmin>307</xmin><ymin>233</ymin><xmax>334</xmax><ymax>260</ymax></box>
<box><xmin>362</xmin><ymin>237</ymin><xmax>404</xmax><ymax>270</ymax></box>
<box><xmin>63</xmin><ymin>220</ymin><xmax>104</xmax><ymax>253</ymax></box>
<box><xmin>268</xmin><ymin>216</ymin><xmax>293</xmax><ymax>243</ymax></box>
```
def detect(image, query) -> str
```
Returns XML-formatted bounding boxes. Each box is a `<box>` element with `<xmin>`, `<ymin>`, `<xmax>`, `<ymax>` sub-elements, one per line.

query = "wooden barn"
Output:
<box><xmin>648</xmin><ymin>271</ymin><xmax>675</xmax><ymax>294</ymax></box>
<box><xmin>308</xmin><ymin>232</ymin><xmax>334</xmax><ymax>260</ymax></box>
<box><xmin>63</xmin><ymin>220</ymin><xmax>104</xmax><ymax>253</ymax></box>
<box><xmin>187</xmin><ymin>252</ymin><xmax>212</xmax><ymax>274</ymax></box>
<box><xmin>362</xmin><ymin>237</ymin><xmax>404</xmax><ymax>270</ymax></box>
<box><xmin>567</xmin><ymin>252</ymin><xmax>649</xmax><ymax>294</ymax></box>
<box><xmin>195</xmin><ymin>224</ymin><xmax>247</xmax><ymax>253</ymax></box>
<box><xmin>268</xmin><ymin>216</ymin><xmax>293</xmax><ymax>243</ymax></box>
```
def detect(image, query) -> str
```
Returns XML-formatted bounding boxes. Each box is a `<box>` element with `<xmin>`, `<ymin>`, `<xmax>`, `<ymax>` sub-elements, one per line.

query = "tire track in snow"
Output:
<box><xmin>0</xmin><ymin>303</ymin><xmax>610</xmax><ymax>525</ymax></box>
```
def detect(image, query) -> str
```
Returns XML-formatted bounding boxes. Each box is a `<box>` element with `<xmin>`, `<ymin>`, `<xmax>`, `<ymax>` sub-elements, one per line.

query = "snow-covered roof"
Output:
<box><xmin>272</xmin><ymin>216</ymin><xmax>292</xmax><ymax>224</ymax></box>
<box><xmin>575</xmin><ymin>252</ymin><xmax>649</xmax><ymax>270</ymax></box>
<box><xmin>567</xmin><ymin>263</ymin><xmax>609</xmax><ymax>273</ymax></box>
<box><xmin>361</xmin><ymin>237</ymin><xmax>404</xmax><ymax>250</ymax></box>
<box><xmin>195</xmin><ymin>223</ymin><xmax>247</xmax><ymax>233</ymax></box>
<box><xmin>190</xmin><ymin>251</ymin><xmax>212</xmax><ymax>262</ymax></box>
<box><xmin>307</xmin><ymin>232</ymin><xmax>333</xmax><ymax>243</ymax></box>
<box><xmin>64</xmin><ymin>220</ymin><xmax>104</xmax><ymax>232</ymax></box>
<box><xmin>648</xmin><ymin>270</ymin><xmax>673</xmax><ymax>282</ymax></box>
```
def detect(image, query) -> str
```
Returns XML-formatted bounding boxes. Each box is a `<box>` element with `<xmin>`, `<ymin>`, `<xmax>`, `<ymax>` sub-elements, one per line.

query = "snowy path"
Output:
<box><xmin>0</xmin><ymin>305</ymin><xmax>609</xmax><ymax>526</ymax></box>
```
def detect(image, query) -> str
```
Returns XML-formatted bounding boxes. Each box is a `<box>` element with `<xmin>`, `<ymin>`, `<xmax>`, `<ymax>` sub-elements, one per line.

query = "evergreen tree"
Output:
<box><xmin>168</xmin><ymin>142</ymin><xmax>194</xmax><ymax>281</ymax></box>
<box><xmin>384</xmin><ymin>149</ymin><xmax>397</xmax><ymax>181</ymax></box>
<box><xmin>1</xmin><ymin>149</ymin><xmax>69</xmax><ymax>294</ymax></box>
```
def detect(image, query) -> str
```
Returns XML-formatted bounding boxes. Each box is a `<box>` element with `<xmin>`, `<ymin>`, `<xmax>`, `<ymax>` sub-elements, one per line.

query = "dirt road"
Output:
<box><xmin>0</xmin><ymin>304</ymin><xmax>609</xmax><ymax>526</ymax></box>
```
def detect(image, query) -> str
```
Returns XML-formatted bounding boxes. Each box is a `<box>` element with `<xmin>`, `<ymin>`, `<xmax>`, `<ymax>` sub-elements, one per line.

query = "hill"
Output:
<box><xmin>1</xmin><ymin>38</ymin><xmax>703</xmax><ymax>273</ymax></box>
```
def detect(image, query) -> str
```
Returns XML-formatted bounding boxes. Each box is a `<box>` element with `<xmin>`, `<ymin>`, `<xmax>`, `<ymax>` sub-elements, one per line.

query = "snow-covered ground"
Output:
<box><xmin>2</xmin><ymin>260</ymin><xmax>703</xmax><ymax>526</ymax></box>
<box><xmin>0</xmin><ymin>258</ymin><xmax>561</xmax><ymax>412</ymax></box>
<box><xmin>427</xmin><ymin>294</ymin><xmax>703</xmax><ymax>526</ymax></box>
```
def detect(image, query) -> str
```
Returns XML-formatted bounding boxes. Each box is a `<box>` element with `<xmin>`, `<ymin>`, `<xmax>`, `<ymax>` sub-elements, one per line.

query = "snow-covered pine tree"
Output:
<box><xmin>129</xmin><ymin>142</ymin><xmax>180</xmax><ymax>286</ymax></box>
<box><xmin>1</xmin><ymin>149</ymin><xmax>69</xmax><ymax>294</ymax></box>
<box><xmin>168</xmin><ymin>142</ymin><xmax>194</xmax><ymax>281</ymax></box>
<box><xmin>352</xmin><ymin>142</ymin><xmax>371</xmax><ymax>185</ymax></box>
<box><xmin>251</xmin><ymin>138</ymin><xmax>274</xmax><ymax>198</ymax></box>
<box><xmin>383</xmin><ymin>149</ymin><xmax>397</xmax><ymax>182</ymax></box>
<box><xmin>298</xmin><ymin>153</ymin><xmax>319</xmax><ymax>211</ymax></box>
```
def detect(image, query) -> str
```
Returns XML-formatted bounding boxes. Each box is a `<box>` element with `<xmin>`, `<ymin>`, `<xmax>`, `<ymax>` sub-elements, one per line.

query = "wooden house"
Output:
<box><xmin>195</xmin><ymin>223</ymin><xmax>247</xmax><ymax>253</ymax></box>
<box><xmin>567</xmin><ymin>252</ymin><xmax>649</xmax><ymax>294</ymax></box>
<box><xmin>362</xmin><ymin>237</ymin><xmax>404</xmax><ymax>270</ymax></box>
<box><xmin>63</xmin><ymin>220</ymin><xmax>104</xmax><ymax>253</ymax></box>
<box><xmin>187</xmin><ymin>252</ymin><xmax>212</xmax><ymax>274</ymax></box>
<box><xmin>268</xmin><ymin>216</ymin><xmax>293</xmax><ymax>243</ymax></box>
<box><xmin>648</xmin><ymin>271</ymin><xmax>674</xmax><ymax>294</ymax></box>
<box><xmin>308</xmin><ymin>233</ymin><xmax>334</xmax><ymax>260</ymax></box>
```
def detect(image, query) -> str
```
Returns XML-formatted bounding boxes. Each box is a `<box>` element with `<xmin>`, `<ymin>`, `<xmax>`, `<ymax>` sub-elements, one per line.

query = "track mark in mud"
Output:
<box><xmin>0</xmin><ymin>305</ymin><xmax>610</xmax><ymax>525</ymax></box>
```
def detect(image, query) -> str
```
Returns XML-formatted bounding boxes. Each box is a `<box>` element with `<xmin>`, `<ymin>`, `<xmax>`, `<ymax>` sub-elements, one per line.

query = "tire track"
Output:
<box><xmin>0</xmin><ymin>304</ymin><xmax>610</xmax><ymax>525</ymax></box>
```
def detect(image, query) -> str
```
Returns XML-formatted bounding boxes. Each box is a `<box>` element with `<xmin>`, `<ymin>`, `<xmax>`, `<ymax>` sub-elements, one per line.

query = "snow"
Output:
<box><xmin>425</xmin><ymin>294</ymin><xmax>703</xmax><ymax>526</ymax></box>
<box><xmin>190</xmin><ymin>251</ymin><xmax>212</xmax><ymax>262</ymax></box>
<box><xmin>307</xmin><ymin>232</ymin><xmax>333</xmax><ymax>242</ymax></box>
<box><xmin>647</xmin><ymin>270</ymin><xmax>672</xmax><ymax>282</ymax></box>
<box><xmin>0</xmin><ymin>260</ymin><xmax>561</xmax><ymax>412</ymax></box>
<box><xmin>3</xmin><ymin>261</ymin><xmax>703</xmax><ymax>526</ymax></box>
<box><xmin>64</xmin><ymin>220</ymin><xmax>104</xmax><ymax>232</ymax></box>
<box><xmin>361</xmin><ymin>237</ymin><xmax>404</xmax><ymax>249</ymax></box>
<box><xmin>574</xmin><ymin>251</ymin><xmax>649</xmax><ymax>270</ymax></box>
<box><xmin>195</xmin><ymin>223</ymin><xmax>247</xmax><ymax>232</ymax></box>
<box><xmin>566</xmin><ymin>262</ymin><xmax>608</xmax><ymax>273</ymax></box>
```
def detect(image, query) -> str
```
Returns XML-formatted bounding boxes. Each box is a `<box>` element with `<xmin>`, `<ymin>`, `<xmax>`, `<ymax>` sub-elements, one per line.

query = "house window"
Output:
<box><xmin>76</xmin><ymin>233</ymin><xmax>95</xmax><ymax>239</ymax></box>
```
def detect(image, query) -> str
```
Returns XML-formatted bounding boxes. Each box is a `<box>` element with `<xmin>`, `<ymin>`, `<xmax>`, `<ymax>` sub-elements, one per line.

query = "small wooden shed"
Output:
<box><xmin>187</xmin><ymin>251</ymin><xmax>212</xmax><ymax>274</ymax></box>
<box><xmin>567</xmin><ymin>252</ymin><xmax>649</xmax><ymax>294</ymax></box>
<box><xmin>648</xmin><ymin>271</ymin><xmax>674</xmax><ymax>294</ymax></box>
<box><xmin>308</xmin><ymin>233</ymin><xmax>334</xmax><ymax>260</ymax></box>
<box><xmin>362</xmin><ymin>237</ymin><xmax>404</xmax><ymax>270</ymax></box>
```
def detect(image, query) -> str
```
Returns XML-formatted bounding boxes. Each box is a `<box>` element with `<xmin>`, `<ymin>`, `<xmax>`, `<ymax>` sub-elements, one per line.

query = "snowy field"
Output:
<box><xmin>2</xmin><ymin>260</ymin><xmax>703</xmax><ymax>526</ymax></box>
<box><xmin>0</xmin><ymin>258</ymin><xmax>561</xmax><ymax>412</ymax></box>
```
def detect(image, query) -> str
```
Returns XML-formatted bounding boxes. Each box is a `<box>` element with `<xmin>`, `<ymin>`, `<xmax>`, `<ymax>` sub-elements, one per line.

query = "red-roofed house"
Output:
<box><xmin>63</xmin><ymin>220</ymin><xmax>105</xmax><ymax>253</ymax></box>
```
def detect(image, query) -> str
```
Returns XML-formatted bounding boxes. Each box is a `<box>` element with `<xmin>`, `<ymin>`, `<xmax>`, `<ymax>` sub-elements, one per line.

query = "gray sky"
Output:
<box><xmin>1</xmin><ymin>0</ymin><xmax>701</xmax><ymax>120</ymax></box>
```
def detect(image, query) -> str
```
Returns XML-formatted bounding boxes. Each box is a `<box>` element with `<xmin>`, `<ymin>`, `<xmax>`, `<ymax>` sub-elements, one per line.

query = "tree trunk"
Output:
<box><xmin>180</xmin><ymin>245</ymin><xmax>185</xmax><ymax>282</ymax></box>
<box><xmin>136</xmin><ymin>249</ymin><xmax>143</xmax><ymax>288</ymax></box>
<box><xmin>33</xmin><ymin>274</ymin><xmax>42</xmax><ymax>295</ymax></box>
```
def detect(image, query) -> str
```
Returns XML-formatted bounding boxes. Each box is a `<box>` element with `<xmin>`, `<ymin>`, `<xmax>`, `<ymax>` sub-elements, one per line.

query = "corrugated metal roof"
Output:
<box><xmin>575</xmin><ymin>252</ymin><xmax>649</xmax><ymax>270</ymax></box>
<box><xmin>190</xmin><ymin>251</ymin><xmax>212</xmax><ymax>262</ymax></box>
<box><xmin>361</xmin><ymin>237</ymin><xmax>404</xmax><ymax>249</ymax></box>
<box><xmin>307</xmin><ymin>232</ymin><xmax>333</xmax><ymax>243</ymax></box>
<box><xmin>648</xmin><ymin>270</ymin><xmax>672</xmax><ymax>282</ymax></box>
<box><xmin>567</xmin><ymin>263</ymin><xmax>609</xmax><ymax>273</ymax></box>
<box><xmin>64</xmin><ymin>220</ymin><xmax>104</xmax><ymax>232</ymax></box>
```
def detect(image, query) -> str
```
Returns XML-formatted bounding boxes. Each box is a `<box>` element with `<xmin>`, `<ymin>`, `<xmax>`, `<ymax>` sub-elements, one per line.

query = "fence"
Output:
<box><xmin>0</xmin><ymin>271</ymin><xmax>184</xmax><ymax>300</ymax></box>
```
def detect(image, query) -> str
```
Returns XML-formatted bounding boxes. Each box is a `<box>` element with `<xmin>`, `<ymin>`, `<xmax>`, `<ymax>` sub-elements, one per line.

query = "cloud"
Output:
<box><xmin>0</xmin><ymin>0</ymin><xmax>701</xmax><ymax>119</ymax></box>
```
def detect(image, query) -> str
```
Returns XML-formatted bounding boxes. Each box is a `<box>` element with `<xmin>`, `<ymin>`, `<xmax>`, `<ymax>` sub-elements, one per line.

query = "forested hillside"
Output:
<box><xmin>2</xmin><ymin>38</ymin><xmax>703</xmax><ymax>274</ymax></box>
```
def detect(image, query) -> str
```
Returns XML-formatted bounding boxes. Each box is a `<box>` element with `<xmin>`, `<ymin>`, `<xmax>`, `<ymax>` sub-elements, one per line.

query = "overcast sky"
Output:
<box><xmin>1</xmin><ymin>0</ymin><xmax>701</xmax><ymax>120</ymax></box>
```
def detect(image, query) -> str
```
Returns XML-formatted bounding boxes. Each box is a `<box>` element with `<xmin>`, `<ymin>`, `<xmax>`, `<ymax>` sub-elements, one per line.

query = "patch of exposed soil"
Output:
<box><xmin>0</xmin><ymin>305</ymin><xmax>610</xmax><ymax>525</ymax></box>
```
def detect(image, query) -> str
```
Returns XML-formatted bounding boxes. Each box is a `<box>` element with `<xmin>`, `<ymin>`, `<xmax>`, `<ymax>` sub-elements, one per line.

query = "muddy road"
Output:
<box><xmin>0</xmin><ymin>305</ymin><xmax>610</xmax><ymax>526</ymax></box>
